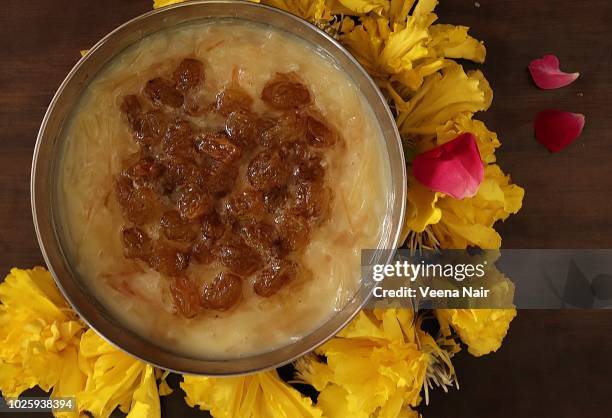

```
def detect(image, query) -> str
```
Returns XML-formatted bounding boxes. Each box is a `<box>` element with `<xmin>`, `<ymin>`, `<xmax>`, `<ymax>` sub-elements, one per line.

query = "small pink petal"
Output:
<box><xmin>534</xmin><ymin>110</ymin><xmax>585</xmax><ymax>153</ymax></box>
<box><xmin>412</xmin><ymin>133</ymin><xmax>484</xmax><ymax>199</ymax></box>
<box><xmin>528</xmin><ymin>54</ymin><xmax>579</xmax><ymax>89</ymax></box>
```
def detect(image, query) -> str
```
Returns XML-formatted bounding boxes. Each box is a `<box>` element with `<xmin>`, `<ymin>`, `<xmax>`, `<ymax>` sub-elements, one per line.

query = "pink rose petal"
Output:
<box><xmin>528</xmin><ymin>54</ymin><xmax>579</xmax><ymax>90</ymax></box>
<box><xmin>412</xmin><ymin>133</ymin><xmax>484</xmax><ymax>199</ymax></box>
<box><xmin>534</xmin><ymin>110</ymin><xmax>585</xmax><ymax>153</ymax></box>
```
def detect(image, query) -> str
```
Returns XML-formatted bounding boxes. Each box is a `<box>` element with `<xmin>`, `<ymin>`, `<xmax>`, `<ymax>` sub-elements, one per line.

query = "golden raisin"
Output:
<box><xmin>173</xmin><ymin>58</ymin><xmax>204</xmax><ymax>92</ymax></box>
<box><xmin>148</xmin><ymin>244</ymin><xmax>190</xmax><ymax>276</ymax></box>
<box><xmin>170</xmin><ymin>276</ymin><xmax>200</xmax><ymax>318</ymax></box>
<box><xmin>200</xmin><ymin>213</ymin><xmax>226</xmax><ymax>241</ymax></box>
<box><xmin>200</xmin><ymin>272</ymin><xmax>243</xmax><ymax>311</ymax></box>
<box><xmin>122</xmin><ymin>227</ymin><xmax>153</xmax><ymax>260</ymax></box>
<box><xmin>291</xmin><ymin>153</ymin><xmax>325</xmax><ymax>183</ymax></box>
<box><xmin>238</xmin><ymin>219</ymin><xmax>280</xmax><ymax>257</ymax></box>
<box><xmin>114</xmin><ymin>58</ymin><xmax>340</xmax><ymax>310</ymax></box>
<box><xmin>217</xmin><ymin>238</ymin><xmax>263</xmax><ymax>276</ymax></box>
<box><xmin>247</xmin><ymin>149</ymin><xmax>289</xmax><ymax>191</ymax></box>
<box><xmin>222</xmin><ymin>190</ymin><xmax>264</xmax><ymax>221</ymax></box>
<box><xmin>191</xmin><ymin>214</ymin><xmax>225</xmax><ymax>264</ymax></box>
<box><xmin>261</xmin><ymin>73</ymin><xmax>311</xmax><ymax>109</ymax></box>
<box><xmin>275</xmin><ymin>212</ymin><xmax>310</xmax><ymax>252</ymax></box>
<box><xmin>124</xmin><ymin>157</ymin><xmax>164</xmax><ymax>184</ymax></box>
<box><xmin>191</xmin><ymin>234</ymin><xmax>216</xmax><ymax>264</ymax></box>
<box><xmin>262</xmin><ymin>188</ymin><xmax>288</xmax><ymax>214</ymax></box>
<box><xmin>194</xmin><ymin>131</ymin><xmax>241</xmax><ymax>164</ymax></box>
<box><xmin>115</xmin><ymin>176</ymin><xmax>159</xmax><ymax>225</ymax></box>
<box><xmin>293</xmin><ymin>181</ymin><xmax>331</xmax><ymax>219</ymax></box>
<box><xmin>215</xmin><ymin>86</ymin><xmax>253</xmax><ymax>116</ymax></box>
<box><xmin>176</xmin><ymin>184</ymin><xmax>214</xmax><ymax>220</ymax></box>
<box><xmin>121</xmin><ymin>95</ymin><xmax>142</xmax><ymax>128</ymax></box>
<box><xmin>144</xmin><ymin>77</ymin><xmax>184</xmax><ymax>108</ymax></box>
<box><xmin>162</xmin><ymin>119</ymin><xmax>197</xmax><ymax>160</ymax></box>
<box><xmin>160</xmin><ymin>210</ymin><xmax>199</xmax><ymax>242</ymax></box>
<box><xmin>162</xmin><ymin>158</ymin><xmax>203</xmax><ymax>190</ymax></box>
<box><xmin>141</xmin><ymin>112</ymin><xmax>169</xmax><ymax>147</ymax></box>
<box><xmin>225</xmin><ymin>110</ymin><xmax>259</xmax><ymax>149</ymax></box>
<box><xmin>254</xmin><ymin>259</ymin><xmax>297</xmax><ymax>297</ymax></box>
<box><xmin>259</xmin><ymin>111</ymin><xmax>308</xmax><ymax>148</ymax></box>
<box><xmin>306</xmin><ymin>115</ymin><xmax>337</xmax><ymax>148</ymax></box>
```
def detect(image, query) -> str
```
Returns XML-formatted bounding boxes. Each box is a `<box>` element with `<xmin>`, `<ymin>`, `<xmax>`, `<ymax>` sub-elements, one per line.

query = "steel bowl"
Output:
<box><xmin>31</xmin><ymin>0</ymin><xmax>406</xmax><ymax>375</ymax></box>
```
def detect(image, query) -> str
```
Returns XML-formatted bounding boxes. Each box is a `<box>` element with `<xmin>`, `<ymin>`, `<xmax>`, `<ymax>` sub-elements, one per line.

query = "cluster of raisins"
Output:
<box><xmin>115</xmin><ymin>58</ymin><xmax>338</xmax><ymax>317</ymax></box>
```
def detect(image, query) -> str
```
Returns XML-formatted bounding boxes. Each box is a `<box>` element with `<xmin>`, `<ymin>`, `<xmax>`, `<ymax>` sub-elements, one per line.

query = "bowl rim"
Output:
<box><xmin>31</xmin><ymin>0</ymin><xmax>407</xmax><ymax>375</ymax></box>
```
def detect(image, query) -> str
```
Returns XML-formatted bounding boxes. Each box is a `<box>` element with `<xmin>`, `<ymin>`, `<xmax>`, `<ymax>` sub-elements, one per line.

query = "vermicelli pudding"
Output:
<box><xmin>59</xmin><ymin>20</ymin><xmax>391</xmax><ymax>358</ymax></box>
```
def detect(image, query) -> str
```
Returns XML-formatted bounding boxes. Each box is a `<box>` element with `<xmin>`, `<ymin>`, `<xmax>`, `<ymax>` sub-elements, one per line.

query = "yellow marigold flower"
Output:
<box><xmin>0</xmin><ymin>267</ymin><xmax>85</xmax><ymax>401</ymax></box>
<box><xmin>436</xmin><ymin>308</ymin><xmax>517</xmax><ymax>357</ymax></box>
<box><xmin>403</xmin><ymin>115</ymin><xmax>502</xmax><ymax>237</ymax></box>
<box><xmin>338</xmin><ymin>0</ymin><xmax>484</xmax><ymax>94</ymax></box>
<box><xmin>77</xmin><ymin>329</ymin><xmax>160</xmax><ymax>418</ymax></box>
<box><xmin>397</xmin><ymin>62</ymin><xmax>523</xmax><ymax>247</ymax></box>
<box><xmin>413</xmin><ymin>115</ymin><xmax>522</xmax><ymax>248</ymax></box>
<box><xmin>339</xmin><ymin>3</ymin><xmax>438</xmax><ymax>89</ymax></box>
<box><xmin>397</xmin><ymin>63</ymin><xmax>491</xmax><ymax>134</ymax></box>
<box><xmin>181</xmin><ymin>371</ymin><xmax>322</xmax><ymax>418</ymax></box>
<box><xmin>296</xmin><ymin>309</ymin><xmax>432</xmax><ymax>418</ymax></box>
<box><xmin>431</xmin><ymin>164</ymin><xmax>524</xmax><ymax>249</ymax></box>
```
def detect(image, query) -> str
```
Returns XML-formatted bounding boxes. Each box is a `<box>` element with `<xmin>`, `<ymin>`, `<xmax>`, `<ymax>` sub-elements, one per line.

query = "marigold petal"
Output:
<box><xmin>429</xmin><ymin>24</ymin><xmax>485</xmax><ymax>63</ymax></box>
<box><xmin>126</xmin><ymin>366</ymin><xmax>161</xmax><ymax>418</ymax></box>
<box><xmin>435</xmin><ymin>308</ymin><xmax>516</xmax><ymax>356</ymax></box>
<box><xmin>388</xmin><ymin>0</ymin><xmax>416</xmax><ymax>24</ymax></box>
<box><xmin>398</xmin><ymin>63</ymin><xmax>489</xmax><ymax>134</ymax></box>
<box><xmin>429</xmin><ymin>164</ymin><xmax>524</xmax><ymax>249</ymax></box>
<box><xmin>182</xmin><ymin>372</ymin><xmax>322</xmax><ymax>418</ymax></box>
<box><xmin>392</xmin><ymin>58</ymin><xmax>446</xmax><ymax>91</ymax></box>
<box><xmin>50</xmin><ymin>347</ymin><xmax>85</xmax><ymax>409</ymax></box>
<box><xmin>381</xmin><ymin>24</ymin><xmax>430</xmax><ymax>73</ymax></box>
<box><xmin>412</xmin><ymin>0</ymin><xmax>437</xmax><ymax>17</ymax></box>
<box><xmin>77</xmin><ymin>330</ymin><xmax>154</xmax><ymax>418</ymax></box>
<box><xmin>156</xmin><ymin>370</ymin><xmax>173</xmax><ymax>396</ymax></box>
<box><xmin>338</xmin><ymin>311</ymin><xmax>387</xmax><ymax>340</ymax></box>
<box><xmin>403</xmin><ymin>178</ymin><xmax>442</xmax><ymax>235</ymax></box>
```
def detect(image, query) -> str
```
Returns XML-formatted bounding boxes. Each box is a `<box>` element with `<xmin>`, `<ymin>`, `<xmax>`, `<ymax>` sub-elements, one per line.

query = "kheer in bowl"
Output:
<box><xmin>31</xmin><ymin>1</ymin><xmax>405</xmax><ymax>374</ymax></box>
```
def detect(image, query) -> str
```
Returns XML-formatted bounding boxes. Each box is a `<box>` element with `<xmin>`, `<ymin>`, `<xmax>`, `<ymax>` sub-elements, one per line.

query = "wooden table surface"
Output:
<box><xmin>1</xmin><ymin>1</ymin><xmax>612</xmax><ymax>417</ymax></box>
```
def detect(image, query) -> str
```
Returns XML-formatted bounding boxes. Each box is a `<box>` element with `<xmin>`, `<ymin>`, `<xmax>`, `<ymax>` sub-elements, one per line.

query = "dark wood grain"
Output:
<box><xmin>1</xmin><ymin>1</ymin><xmax>612</xmax><ymax>417</ymax></box>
